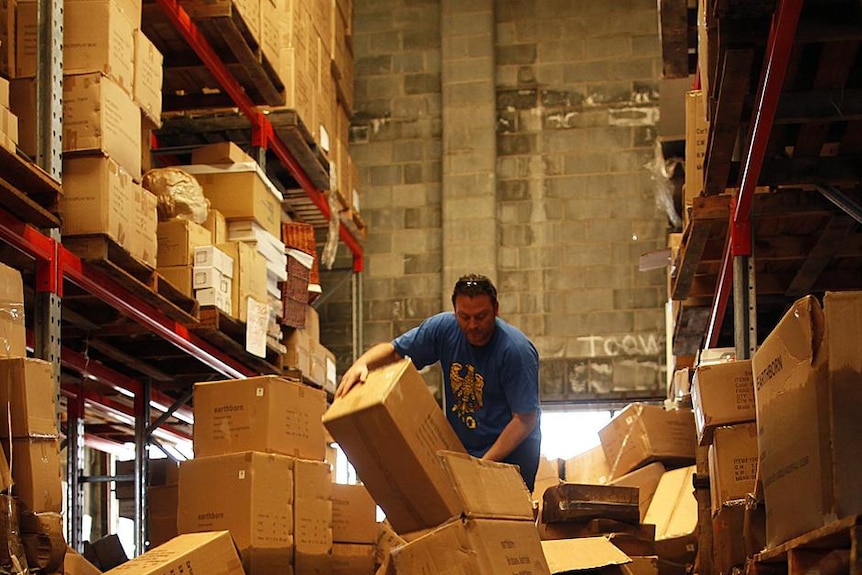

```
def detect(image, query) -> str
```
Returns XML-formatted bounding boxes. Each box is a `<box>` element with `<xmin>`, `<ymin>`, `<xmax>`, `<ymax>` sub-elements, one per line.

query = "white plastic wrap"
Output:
<box><xmin>142</xmin><ymin>168</ymin><xmax>209</xmax><ymax>224</ymax></box>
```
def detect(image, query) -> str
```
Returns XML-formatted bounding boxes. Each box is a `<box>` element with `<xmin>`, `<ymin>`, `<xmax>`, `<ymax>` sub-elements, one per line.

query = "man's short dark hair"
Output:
<box><xmin>452</xmin><ymin>274</ymin><xmax>498</xmax><ymax>307</ymax></box>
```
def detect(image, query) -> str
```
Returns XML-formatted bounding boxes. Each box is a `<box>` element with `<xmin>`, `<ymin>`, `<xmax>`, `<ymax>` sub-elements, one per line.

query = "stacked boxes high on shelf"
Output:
<box><xmin>12</xmin><ymin>0</ymin><xmax>163</xmax><ymax>268</ymax></box>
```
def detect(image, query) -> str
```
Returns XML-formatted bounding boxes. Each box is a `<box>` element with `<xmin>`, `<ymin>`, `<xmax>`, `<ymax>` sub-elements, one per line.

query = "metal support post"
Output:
<box><xmin>66</xmin><ymin>386</ymin><xmax>85</xmax><ymax>551</ymax></box>
<box><xmin>351</xmin><ymin>272</ymin><xmax>363</xmax><ymax>362</ymax></box>
<box><xmin>133</xmin><ymin>381</ymin><xmax>151</xmax><ymax>556</ymax></box>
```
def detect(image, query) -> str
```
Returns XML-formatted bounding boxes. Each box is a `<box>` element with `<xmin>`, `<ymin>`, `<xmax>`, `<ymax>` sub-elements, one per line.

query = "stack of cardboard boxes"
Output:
<box><xmin>113</xmin><ymin>459</ymin><xmax>180</xmax><ymax>550</ymax></box>
<box><xmin>9</xmin><ymin>0</ymin><xmax>164</xmax><ymax>269</ymax></box>
<box><xmin>322</xmin><ymin>359</ymin><xmax>552</xmax><ymax>575</ymax></box>
<box><xmin>690</xmin><ymin>360</ymin><xmax>758</xmax><ymax>575</ymax></box>
<box><xmin>0</xmin><ymin>262</ymin><xmax>67</xmax><ymax>573</ymax></box>
<box><xmin>537</xmin><ymin>403</ymin><xmax>698</xmax><ymax>575</ymax></box>
<box><xmin>331</xmin><ymin>484</ymin><xmax>377</xmax><ymax>574</ymax></box>
<box><xmin>750</xmin><ymin>292</ymin><xmax>862</xmax><ymax>549</ymax></box>
<box><xmin>177</xmin><ymin>374</ymin><xmax>331</xmax><ymax>575</ymax></box>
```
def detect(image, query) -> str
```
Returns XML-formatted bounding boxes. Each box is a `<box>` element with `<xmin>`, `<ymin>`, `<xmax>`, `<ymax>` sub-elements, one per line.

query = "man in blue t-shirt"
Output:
<box><xmin>336</xmin><ymin>273</ymin><xmax>542</xmax><ymax>491</ymax></box>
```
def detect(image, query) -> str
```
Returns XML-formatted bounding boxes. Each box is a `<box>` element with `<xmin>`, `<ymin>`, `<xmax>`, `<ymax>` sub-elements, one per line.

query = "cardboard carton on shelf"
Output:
<box><xmin>0</xmin><ymin>262</ymin><xmax>25</xmax><ymax>359</ymax></box>
<box><xmin>133</xmin><ymin>29</ymin><xmax>163</xmax><ymax>128</ymax></box>
<box><xmin>63</xmin><ymin>73</ymin><xmax>142</xmax><ymax>180</ymax></box>
<box><xmin>708</xmin><ymin>422</ymin><xmax>757</xmax><ymax>515</ymax></box>
<box><xmin>751</xmin><ymin>291</ymin><xmax>862</xmax><ymax>547</ymax></box>
<box><xmin>0</xmin><ymin>357</ymin><xmax>57</xmax><ymax>437</ymax></box>
<box><xmin>157</xmin><ymin>219</ymin><xmax>211</xmax><ymax>267</ymax></box>
<box><xmin>62</xmin><ymin>156</ymin><xmax>149</xmax><ymax>262</ymax></box>
<box><xmin>691</xmin><ymin>359</ymin><xmax>755</xmax><ymax>445</ymax></box>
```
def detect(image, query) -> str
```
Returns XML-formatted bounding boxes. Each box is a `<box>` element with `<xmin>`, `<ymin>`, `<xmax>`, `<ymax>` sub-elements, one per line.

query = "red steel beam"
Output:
<box><xmin>154</xmin><ymin>0</ymin><xmax>364</xmax><ymax>272</ymax></box>
<box><xmin>705</xmin><ymin>0</ymin><xmax>803</xmax><ymax>348</ymax></box>
<box><xmin>61</xmin><ymin>346</ymin><xmax>195</xmax><ymax>424</ymax></box>
<box><xmin>59</xmin><ymin>247</ymin><xmax>254</xmax><ymax>380</ymax></box>
<box><xmin>61</xmin><ymin>384</ymin><xmax>192</xmax><ymax>443</ymax></box>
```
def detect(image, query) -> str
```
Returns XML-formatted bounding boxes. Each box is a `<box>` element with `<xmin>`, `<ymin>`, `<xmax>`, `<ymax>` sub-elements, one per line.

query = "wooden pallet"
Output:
<box><xmin>142</xmin><ymin>1</ymin><xmax>285</xmax><ymax>109</ymax></box>
<box><xmin>746</xmin><ymin>515</ymin><xmax>861</xmax><ymax>575</ymax></box>
<box><xmin>0</xmin><ymin>146</ymin><xmax>61</xmax><ymax>228</ymax></box>
<box><xmin>193</xmin><ymin>306</ymin><xmax>282</xmax><ymax>374</ymax></box>
<box><xmin>154</xmin><ymin>110</ymin><xmax>330</xmax><ymax>192</ymax></box>
<box><xmin>64</xmin><ymin>235</ymin><xmax>200</xmax><ymax>325</ymax></box>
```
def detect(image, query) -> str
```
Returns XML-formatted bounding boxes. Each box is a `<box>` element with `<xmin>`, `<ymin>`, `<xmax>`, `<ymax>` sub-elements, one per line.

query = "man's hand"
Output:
<box><xmin>335</xmin><ymin>362</ymin><xmax>369</xmax><ymax>398</ymax></box>
<box><xmin>334</xmin><ymin>342</ymin><xmax>403</xmax><ymax>399</ymax></box>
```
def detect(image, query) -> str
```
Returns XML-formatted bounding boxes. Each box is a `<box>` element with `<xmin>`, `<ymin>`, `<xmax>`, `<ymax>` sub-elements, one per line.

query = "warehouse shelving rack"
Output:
<box><xmin>664</xmin><ymin>0</ymin><xmax>862</xmax><ymax>362</ymax></box>
<box><xmin>1</xmin><ymin>0</ymin><xmax>364</xmax><ymax>555</ymax></box>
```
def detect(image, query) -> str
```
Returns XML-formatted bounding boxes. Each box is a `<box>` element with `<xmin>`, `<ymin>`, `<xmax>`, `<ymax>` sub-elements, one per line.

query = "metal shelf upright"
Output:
<box><xmin>704</xmin><ymin>0</ymin><xmax>804</xmax><ymax>358</ymax></box>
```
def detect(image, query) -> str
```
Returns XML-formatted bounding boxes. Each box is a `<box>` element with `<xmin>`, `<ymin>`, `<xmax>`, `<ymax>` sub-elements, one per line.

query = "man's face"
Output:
<box><xmin>454</xmin><ymin>294</ymin><xmax>498</xmax><ymax>347</ymax></box>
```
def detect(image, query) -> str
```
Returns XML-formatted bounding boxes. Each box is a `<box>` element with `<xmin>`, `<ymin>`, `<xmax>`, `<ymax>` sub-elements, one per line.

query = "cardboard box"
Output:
<box><xmin>0</xmin><ymin>444</ymin><xmax>11</xmax><ymax>493</ymax></box>
<box><xmin>68</xmin><ymin>1</ymin><xmax>135</xmax><ymax>91</ymax></box>
<box><xmin>644</xmin><ymin>465</ymin><xmax>697</xmax><ymax>564</ymax></box>
<box><xmin>0</xmin><ymin>358</ymin><xmax>56</xmax><ymax>438</ymax></box>
<box><xmin>218</xmin><ymin>241</ymin><xmax>269</xmax><ymax>322</ymax></box>
<box><xmin>135</xmin><ymin>187</ymin><xmax>158</xmax><ymax>267</ymax></box>
<box><xmin>331</xmin><ymin>543</ymin><xmax>374</xmax><ymax>575</ymax></box>
<box><xmin>708</xmin><ymin>423</ymin><xmax>757</xmax><ymax>515</ymax></box>
<box><xmin>147</xmin><ymin>484</ymin><xmax>179</xmax><ymax>547</ymax></box>
<box><xmin>282</xmin><ymin>328</ymin><xmax>313</xmax><ymax>375</ymax></box>
<box><xmin>64</xmin><ymin>549</ymin><xmax>102</xmax><ymax>575</ymax></box>
<box><xmin>691</xmin><ymin>360</ymin><xmax>755</xmax><ymax>445</ymax></box>
<box><xmin>751</xmin><ymin>292</ymin><xmax>862</xmax><ymax>547</ymax></box>
<box><xmin>193</xmin><ymin>375</ymin><xmax>327</xmax><ymax>460</ymax></box>
<box><xmin>610</xmin><ymin>461</ymin><xmax>666</xmax><ymax>522</ymax></box>
<box><xmin>11</xmin><ymin>437</ymin><xmax>63</xmax><ymax>513</ymax></box>
<box><xmin>542</xmin><ymin>536</ymin><xmax>631</xmax><ymax>575</ymax></box>
<box><xmin>322</xmin><ymin>359</ymin><xmax>468</xmax><ymax>534</ymax></box>
<box><xmin>192</xmin><ymin>141</ymin><xmax>253</xmax><ymax>165</ymax></box>
<box><xmin>63</xmin><ymin>73</ymin><xmax>142</xmax><ymax>180</ymax></box>
<box><xmin>9</xmin><ymin>77</ymin><xmax>35</xmax><ymax>156</ymax></box>
<box><xmin>157</xmin><ymin>219</ymin><xmax>211</xmax><ymax>267</ymax></box>
<box><xmin>205</xmin><ymin>208</ymin><xmax>228</xmax><ymax>244</ymax></box>
<box><xmin>294</xmin><ymin>459</ymin><xmax>332</xmax><ymax>574</ymax></box>
<box><xmin>259</xmin><ymin>0</ymin><xmax>282</xmax><ymax>75</ymax></box>
<box><xmin>178</xmin><ymin>452</ymin><xmax>294</xmax><ymax>575</ymax></box>
<box><xmin>158</xmin><ymin>266</ymin><xmax>193</xmax><ymax>297</ymax></box>
<box><xmin>100</xmin><ymin>531</ymin><xmax>244</xmax><ymax>575</ymax></box>
<box><xmin>392</xmin><ymin>518</ymin><xmax>550</xmax><ymax>575</ymax></box>
<box><xmin>0</xmin><ymin>262</ymin><xmax>25</xmax><ymax>359</ymax></box>
<box><xmin>712</xmin><ymin>503</ymin><xmax>746</xmax><ymax>575</ymax></box>
<box><xmin>195</xmin><ymin>286</ymin><xmax>232</xmax><ymax>315</ymax></box>
<box><xmin>134</xmin><ymin>29</ymin><xmax>163</xmax><ymax>127</ymax></box>
<box><xmin>184</xmin><ymin>165</ymin><xmax>283</xmax><ymax>238</ymax></box>
<box><xmin>62</xmin><ymin>156</ymin><xmax>139</xmax><ymax>251</ymax></box>
<box><xmin>331</xmin><ymin>484</ymin><xmax>376</xmax><ymax>544</ymax></box>
<box><xmin>684</xmin><ymin>90</ymin><xmax>708</xmax><ymax>213</ymax></box>
<box><xmin>564</xmin><ymin>444</ymin><xmax>611</xmax><ymax>485</ymax></box>
<box><xmin>0</xmin><ymin>0</ymin><xmax>15</xmax><ymax>79</ymax></box>
<box><xmin>598</xmin><ymin>403</ymin><xmax>696</xmax><ymax>480</ymax></box>
<box><xmin>192</xmin><ymin>266</ymin><xmax>229</xmax><ymax>291</ymax></box>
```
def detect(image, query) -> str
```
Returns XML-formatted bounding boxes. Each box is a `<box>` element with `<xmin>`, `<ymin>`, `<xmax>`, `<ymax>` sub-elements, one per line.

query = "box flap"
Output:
<box><xmin>542</xmin><ymin>536</ymin><xmax>631</xmax><ymax>574</ymax></box>
<box><xmin>438</xmin><ymin>450</ymin><xmax>534</xmax><ymax>520</ymax></box>
<box><xmin>644</xmin><ymin>466</ymin><xmax>697</xmax><ymax>540</ymax></box>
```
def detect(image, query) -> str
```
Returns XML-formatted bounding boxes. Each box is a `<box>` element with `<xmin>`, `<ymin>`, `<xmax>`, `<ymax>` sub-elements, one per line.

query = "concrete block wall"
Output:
<box><xmin>319</xmin><ymin>0</ymin><xmax>670</xmax><ymax>400</ymax></box>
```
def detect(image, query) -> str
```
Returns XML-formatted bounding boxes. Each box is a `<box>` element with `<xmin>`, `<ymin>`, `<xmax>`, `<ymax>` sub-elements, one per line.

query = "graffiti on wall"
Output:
<box><xmin>539</xmin><ymin>331</ymin><xmax>666</xmax><ymax>402</ymax></box>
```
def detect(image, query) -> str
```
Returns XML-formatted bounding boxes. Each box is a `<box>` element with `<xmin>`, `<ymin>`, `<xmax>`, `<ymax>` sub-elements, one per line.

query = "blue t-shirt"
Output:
<box><xmin>392</xmin><ymin>312</ymin><xmax>541</xmax><ymax>457</ymax></box>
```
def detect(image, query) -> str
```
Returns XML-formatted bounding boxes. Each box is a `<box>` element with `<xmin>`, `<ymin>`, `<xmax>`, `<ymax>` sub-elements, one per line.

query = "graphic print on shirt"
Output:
<box><xmin>449</xmin><ymin>362</ymin><xmax>484</xmax><ymax>429</ymax></box>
